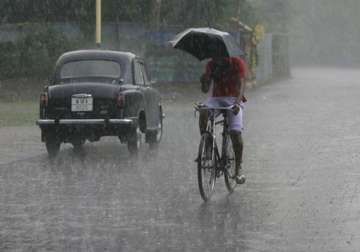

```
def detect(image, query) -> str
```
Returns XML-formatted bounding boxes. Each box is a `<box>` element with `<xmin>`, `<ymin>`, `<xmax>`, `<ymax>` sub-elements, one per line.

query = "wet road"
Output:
<box><xmin>1</xmin><ymin>68</ymin><xmax>360</xmax><ymax>251</ymax></box>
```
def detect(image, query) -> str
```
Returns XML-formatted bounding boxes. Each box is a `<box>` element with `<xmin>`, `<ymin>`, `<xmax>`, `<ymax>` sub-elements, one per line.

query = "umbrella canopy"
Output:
<box><xmin>169</xmin><ymin>27</ymin><xmax>243</xmax><ymax>61</ymax></box>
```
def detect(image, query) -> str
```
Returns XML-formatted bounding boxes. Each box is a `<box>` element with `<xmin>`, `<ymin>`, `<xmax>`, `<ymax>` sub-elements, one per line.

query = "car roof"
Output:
<box><xmin>53</xmin><ymin>50</ymin><xmax>140</xmax><ymax>84</ymax></box>
<box><xmin>56</xmin><ymin>49</ymin><xmax>139</xmax><ymax>65</ymax></box>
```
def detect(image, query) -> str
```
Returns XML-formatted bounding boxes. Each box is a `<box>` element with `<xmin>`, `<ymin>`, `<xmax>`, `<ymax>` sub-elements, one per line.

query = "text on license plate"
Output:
<box><xmin>71</xmin><ymin>97</ymin><xmax>93</xmax><ymax>112</ymax></box>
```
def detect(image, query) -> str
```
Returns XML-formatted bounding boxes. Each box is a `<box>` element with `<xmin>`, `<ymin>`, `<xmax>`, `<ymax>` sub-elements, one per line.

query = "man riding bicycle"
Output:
<box><xmin>199</xmin><ymin>54</ymin><xmax>247</xmax><ymax>184</ymax></box>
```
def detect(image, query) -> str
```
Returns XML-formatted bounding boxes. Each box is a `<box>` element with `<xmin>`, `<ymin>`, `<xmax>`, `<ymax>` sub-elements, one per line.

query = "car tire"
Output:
<box><xmin>127</xmin><ymin>126</ymin><xmax>141</xmax><ymax>155</ymax></box>
<box><xmin>45</xmin><ymin>133</ymin><xmax>60</xmax><ymax>158</ymax></box>
<box><xmin>146</xmin><ymin>107</ymin><xmax>163</xmax><ymax>148</ymax></box>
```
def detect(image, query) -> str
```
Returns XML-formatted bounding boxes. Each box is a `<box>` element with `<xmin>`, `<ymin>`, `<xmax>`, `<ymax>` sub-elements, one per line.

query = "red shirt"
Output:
<box><xmin>205</xmin><ymin>57</ymin><xmax>247</xmax><ymax>100</ymax></box>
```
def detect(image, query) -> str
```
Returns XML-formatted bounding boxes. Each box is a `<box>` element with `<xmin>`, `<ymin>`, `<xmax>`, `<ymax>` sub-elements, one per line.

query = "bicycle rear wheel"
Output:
<box><xmin>224</xmin><ymin>134</ymin><xmax>237</xmax><ymax>193</ymax></box>
<box><xmin>197</xmin><ymin>132</ymin><xmax>216</xmax><ymax>201</ymax></box>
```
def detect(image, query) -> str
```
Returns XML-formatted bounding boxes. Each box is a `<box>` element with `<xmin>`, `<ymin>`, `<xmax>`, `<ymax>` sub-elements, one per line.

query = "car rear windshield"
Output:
<box><xmin>60</xmin><ymin>60</ymin><xmax>122</xmax><ymax>79</ymax></box>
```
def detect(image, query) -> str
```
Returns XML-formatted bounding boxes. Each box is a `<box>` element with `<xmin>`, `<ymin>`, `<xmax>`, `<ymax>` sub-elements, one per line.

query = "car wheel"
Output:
<box><xmin>147</xmin><ymin>107</ymin><xmax>163</xmax><ymax>147</ymax></box>
<box><xmin>127</xmin><ymin>126</ymin><xmax>142</xmax><ymax>155</ymax></box>
<box><xmin>45</xmin><ymin>133</ymin><xmax>60</xmax><ymax>158</ymax></box>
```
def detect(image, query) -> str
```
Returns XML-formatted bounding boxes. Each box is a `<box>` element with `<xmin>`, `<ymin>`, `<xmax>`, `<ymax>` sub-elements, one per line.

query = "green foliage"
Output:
<box><xmin>0</xmin><ymin>24</ymin><xmax>77</xmax><ymax>79</ymax></box>
<box><xmin>0</xmin><ymin>0</ymin><xmax>264</xmax><ymax>80</ymax></box>
<box><xmin>0</xmin><ymin>42</ymin><xmax>19</xmax><ymax>78</ymax></box>
<box><xmin>158</xmin><ymin>0</ymin><xmax>232</xmax><ymax>28</ymax></box>
<box><xmin>78</xmin><ymin>0</ymin><xmax>95</xmax><ymax>40</ymax></box>
<box><xmin>103</xmin><ymin>0</ymin><xmax>152</xmax><ymax>23</ymax></box>
<box><xmin>1</xmin><ymin>0</ymin><xmax>239</xmax><ymax>29</ymax></box>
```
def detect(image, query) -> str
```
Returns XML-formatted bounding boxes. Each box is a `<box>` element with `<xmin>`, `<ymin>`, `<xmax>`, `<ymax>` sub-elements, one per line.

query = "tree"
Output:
<box><xmin>249</xmin><ymin>0</ymin><xmax>291</xmax><ymax>32</ymax></box>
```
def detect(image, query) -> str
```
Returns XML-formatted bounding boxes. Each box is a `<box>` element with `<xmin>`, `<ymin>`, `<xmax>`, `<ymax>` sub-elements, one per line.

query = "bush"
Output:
<box><xmin>0</xmin><ymin>42</ymin><xmax>20</xmax><ymax>79</ymax></box>
<box><xmin>0</xmin><ymin>23</ymin><xmax>79</xmax><ymax>80</ymax></box>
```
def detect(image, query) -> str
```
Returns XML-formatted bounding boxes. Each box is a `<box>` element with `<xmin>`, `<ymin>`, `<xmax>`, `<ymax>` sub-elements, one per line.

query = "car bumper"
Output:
<box><xmin>36</xmin><ymin>118</ymin><xmax>136</xmax><ymax>127</ymax></box>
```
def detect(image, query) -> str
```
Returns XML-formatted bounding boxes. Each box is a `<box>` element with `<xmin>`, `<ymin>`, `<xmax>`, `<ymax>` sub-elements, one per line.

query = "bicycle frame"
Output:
<box><xmin>205</xmin><ymin>108</ymin><xmax>232</xmax><ymax>177</ymax></box>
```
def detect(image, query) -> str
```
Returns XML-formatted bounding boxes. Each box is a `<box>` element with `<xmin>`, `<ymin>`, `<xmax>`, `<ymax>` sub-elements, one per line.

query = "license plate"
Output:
<box><xmin>71</xmin><ymin>96</ymin><xmax>93</xmax><ymax>112</ymax></box>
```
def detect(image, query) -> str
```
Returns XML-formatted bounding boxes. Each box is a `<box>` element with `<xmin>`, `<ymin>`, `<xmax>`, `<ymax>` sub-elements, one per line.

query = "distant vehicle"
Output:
<box><xmin>37</xmin><ymin>49</ymin><xmax>163</xmax><ymax>157</ymax></box>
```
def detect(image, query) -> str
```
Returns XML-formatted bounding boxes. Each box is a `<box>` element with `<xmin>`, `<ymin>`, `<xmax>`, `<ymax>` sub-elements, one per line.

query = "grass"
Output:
<box><xmin>0</xmin><ymin>101</ymin><xmax>38</xmax><ymax>127</ymax></box>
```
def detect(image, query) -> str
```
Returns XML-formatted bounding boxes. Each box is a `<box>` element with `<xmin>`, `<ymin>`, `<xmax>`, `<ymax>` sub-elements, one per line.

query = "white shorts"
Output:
<box><xmin>204</xmin><ymin>97</ymin><xmax>244</xmax><ymax>132</ymax></box>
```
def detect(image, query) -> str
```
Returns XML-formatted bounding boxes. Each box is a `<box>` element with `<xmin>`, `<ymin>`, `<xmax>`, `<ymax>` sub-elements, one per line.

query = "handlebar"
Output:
<box><xmin>194</xmin><ymin>103</ymin><xmax>234</xmax><ymax>112</ymax></box>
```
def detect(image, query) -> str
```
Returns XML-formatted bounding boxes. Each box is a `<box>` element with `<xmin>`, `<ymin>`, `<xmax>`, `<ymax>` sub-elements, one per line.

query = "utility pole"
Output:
<box><xmin>96</xmin><ymin>0</ymin><xmax>102</xmax><ymax>48</ymax></box>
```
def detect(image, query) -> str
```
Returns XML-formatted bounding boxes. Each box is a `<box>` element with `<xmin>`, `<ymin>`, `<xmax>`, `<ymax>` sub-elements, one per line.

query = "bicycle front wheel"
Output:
<box><xmin>197</xmin><ymin>132</ymin><xmax>217</xmax><ymax>201</ymax></box>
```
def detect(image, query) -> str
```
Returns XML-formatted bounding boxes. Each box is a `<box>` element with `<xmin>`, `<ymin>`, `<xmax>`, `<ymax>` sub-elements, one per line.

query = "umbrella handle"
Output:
<box><xmin>200</xmin><ymin>74</ymin><xmax>211</xmax><ymax>93</ymax></box>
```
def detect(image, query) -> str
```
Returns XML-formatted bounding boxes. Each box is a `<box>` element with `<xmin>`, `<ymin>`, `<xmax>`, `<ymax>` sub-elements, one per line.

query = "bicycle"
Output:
<box><xmin>195</xmin><ymin>103</ymin><xmax>238</xmax><ymax>201</ymax></box>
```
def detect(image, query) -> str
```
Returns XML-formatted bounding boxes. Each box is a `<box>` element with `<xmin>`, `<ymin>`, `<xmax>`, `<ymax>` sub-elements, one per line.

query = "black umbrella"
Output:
<box><xmin>169</xmin><ymin>27</ymin><xmax>243</xmax><ymax>61</ymax></box>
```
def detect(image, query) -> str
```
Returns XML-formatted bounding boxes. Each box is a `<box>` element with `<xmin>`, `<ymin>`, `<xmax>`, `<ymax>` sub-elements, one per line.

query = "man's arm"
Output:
<box><xmin>232</xmin><ymin>58</ymin><xmax>247</xmax><ymax>114</ymax></box>
<box><xmin>235</xmin><ymin>57</ymin><xmax>247</xmax><ymax>104</ymax></box>
<box><xmin>232</xmin><ymin>75</ymin><xmax>244</xmax><ymax>114</ymax></box>
<box><xmin>235</xmin><ymin>76</ymin><xmax>245</xmax><ymax>105</ymax></box>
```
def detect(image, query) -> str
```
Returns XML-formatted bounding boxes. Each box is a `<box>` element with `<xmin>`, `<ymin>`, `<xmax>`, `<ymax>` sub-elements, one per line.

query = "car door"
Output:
<box><xmin>134</xmin><ymin>59</ymin><xmax>159</xmax><ymax>129</ymax></box>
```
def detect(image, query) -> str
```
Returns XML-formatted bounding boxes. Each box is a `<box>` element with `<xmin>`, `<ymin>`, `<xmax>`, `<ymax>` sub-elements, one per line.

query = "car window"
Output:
<box><xmin>140</xmin><ymin>63</ymin><xmax>150</xmax><ymax>85</ymax></box>
<box><xmin>134</xmin><ymin>62</ymin><xmax>145</xmax><ymax>85</ymax></box>
<box><xmin>60</xmin><ymin>60</ymin><xmax>121</xmax><ymax>79</ymax></box>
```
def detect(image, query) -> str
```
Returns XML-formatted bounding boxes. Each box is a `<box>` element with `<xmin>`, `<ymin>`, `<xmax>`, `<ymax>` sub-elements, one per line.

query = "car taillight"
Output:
<box><xmin>40</xmin><ymin>93</ymin><xmax>48</xmax><ymax>107</ymax></box>
<box><xmin>117</xmin><ymin>93</ymin><xmax>125</xmax><ymax>108</ymax></box>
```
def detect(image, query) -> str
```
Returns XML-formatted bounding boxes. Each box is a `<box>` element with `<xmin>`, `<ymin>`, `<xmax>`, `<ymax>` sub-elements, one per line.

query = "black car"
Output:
<box><xmin>37</xmin><ymin>49</ymin><xmax>163</xmax><ymax>157</ymax></box>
